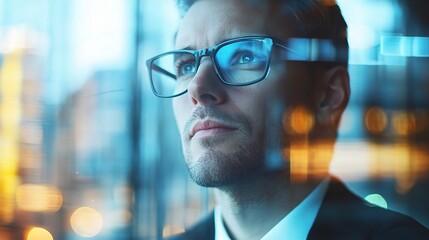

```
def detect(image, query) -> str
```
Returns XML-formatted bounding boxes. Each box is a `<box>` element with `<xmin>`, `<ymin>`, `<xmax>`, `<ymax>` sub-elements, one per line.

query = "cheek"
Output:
<box><xmin>230</xmin><ymin>88</ymin><xmax>271</xmax><ymax>132</ymax></box>
<box><xmin>172</xmin><ymin>98</ymin><xmax>188</xmax><ymax>133</ymax></box>
<box><xmin>268</xmin><ymin>63</ymin><xmax>316</xmax><ymax>107</ymax></box>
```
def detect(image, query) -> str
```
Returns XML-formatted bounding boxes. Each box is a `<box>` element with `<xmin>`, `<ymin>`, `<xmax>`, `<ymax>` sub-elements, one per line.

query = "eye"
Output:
<box><xmin>238</xmin><ymin>51</ymin><xmax>255</xmax><ymax>64</ymax></box>
<box><xmin>228</xmin><ymin>49</ymin><xmax>267</xmax><ymax>70</ymax></box>
<box><xmin>175</xmin><ymin>58</ymin><xmax>196</xmax><ymax>77</ymax></box>
<box><xmin>179</xmin><ymin>63</ymin><xmax>195</xmax><ymax>75</ymax></box>
<box><xmin>231</xmin><ymin>50</ymin><xmax>256</xmax><ymax>65</ymax></box>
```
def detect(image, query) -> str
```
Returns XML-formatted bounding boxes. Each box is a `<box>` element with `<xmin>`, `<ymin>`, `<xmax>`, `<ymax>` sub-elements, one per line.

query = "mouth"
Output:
<box><xmin>190</xmin><ymin>120</ymin><xmax>237</xmax><ymax>139</ymax></box>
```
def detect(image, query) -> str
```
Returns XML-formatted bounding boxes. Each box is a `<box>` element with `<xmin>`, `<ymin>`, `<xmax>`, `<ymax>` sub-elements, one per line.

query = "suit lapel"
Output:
<box><xmin>307</xmin><ymin>177</ymin><xmax>374</xmax><ymax>240</ymax></box>
<box><xmin>306</xmin><ymin>177</ymin><xmax>429</xmax><ymax>240</ymax></box>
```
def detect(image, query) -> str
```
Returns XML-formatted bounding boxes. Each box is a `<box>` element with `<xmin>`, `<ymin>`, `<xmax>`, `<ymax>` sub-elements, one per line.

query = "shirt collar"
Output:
<box><xmin>214</xmin><ymin>178</ymin><xmax>329</xmax><ymax>240</ymax></box>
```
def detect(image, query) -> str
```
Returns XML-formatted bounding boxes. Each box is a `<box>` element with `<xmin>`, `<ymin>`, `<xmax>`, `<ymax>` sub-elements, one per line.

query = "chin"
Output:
<box><xmin>185</xmin><ymin>146</ymin><xmax>265</xmax><ymax>188</ymax></box>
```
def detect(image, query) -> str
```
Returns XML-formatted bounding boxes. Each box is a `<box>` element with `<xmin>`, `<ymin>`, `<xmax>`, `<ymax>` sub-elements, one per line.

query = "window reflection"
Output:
<box><xmin>0</xmin><ymin>0</ymin><xmax>428</xmax><ymax>239</ymax></box>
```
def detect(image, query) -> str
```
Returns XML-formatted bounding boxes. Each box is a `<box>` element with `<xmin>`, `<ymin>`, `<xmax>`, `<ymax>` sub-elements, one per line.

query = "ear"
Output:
<box><xmin>316</xmin><ymin>66</ymin><xmax>350</xmax><ymax>127</ymax></box>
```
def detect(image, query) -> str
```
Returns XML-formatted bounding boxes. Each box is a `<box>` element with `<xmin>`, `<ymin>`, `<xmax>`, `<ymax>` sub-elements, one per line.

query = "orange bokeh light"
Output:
<box><xmin>365</xmin><ymin>107</ymin><xmax>387</xmax><ymax>134</ymax></box>
<box><xmin>16</xmin><ymin>184</ymin><xmax>63</xmax><ymax>212</ymax></box>
<box><xmin>284</xmin><ymin>106</ymin><xmax>315</xmax><ymax>135</ymax></box>
<box><xmin>26</xmin><ymin>227</ymin><xmax>53</xmax><ymax>240</ymax></box>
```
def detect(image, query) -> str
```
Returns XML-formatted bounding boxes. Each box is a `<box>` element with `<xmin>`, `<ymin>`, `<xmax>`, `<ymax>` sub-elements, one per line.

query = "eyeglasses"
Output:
<box><xmin>146</xmin><ymin>36</ymin><xmax>343</xmax><ymax>98</ymax></box>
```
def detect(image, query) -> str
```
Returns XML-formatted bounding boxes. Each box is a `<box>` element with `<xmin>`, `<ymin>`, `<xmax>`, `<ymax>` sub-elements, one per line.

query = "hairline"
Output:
<box><xmin>175</xmin><ymin>0</ymin><xmax>349</xmax><ymax>67</ymax></box>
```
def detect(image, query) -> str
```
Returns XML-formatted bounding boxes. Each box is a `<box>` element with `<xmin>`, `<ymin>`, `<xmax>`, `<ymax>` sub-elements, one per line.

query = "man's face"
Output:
<box><xmin>172</xmin><ymin>0</ymin><xmax>315</xmax><ymax>187</ymax></box>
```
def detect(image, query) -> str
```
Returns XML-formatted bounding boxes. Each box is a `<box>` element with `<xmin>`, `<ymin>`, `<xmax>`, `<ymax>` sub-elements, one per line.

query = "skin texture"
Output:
<box><xmin>172</xmin><ymin>0</ymin><xmax>350</xmax><ymax>239</ymax></box>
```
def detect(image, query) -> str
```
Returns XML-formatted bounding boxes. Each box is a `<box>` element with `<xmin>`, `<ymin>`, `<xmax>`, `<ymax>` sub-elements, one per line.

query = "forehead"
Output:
<box><xmin>175</xmin><ymin>0</ymin><xmax>297</xmax><ymax>49</ymax></box>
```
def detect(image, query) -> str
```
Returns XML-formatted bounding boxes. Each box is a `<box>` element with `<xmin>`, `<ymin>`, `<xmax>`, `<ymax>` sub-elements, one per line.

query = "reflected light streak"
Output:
<box><xmin>330</xmin><ymin>141</ymin><xmax>371</xmax><ymax>181</ymax></box>
<box><xmin>381</xmin><ymin>36</ymin><xmax>429</xmax><ymax>57</ymax></box>
<box><xmin>393</xmin><ymin>143</ymin><xmax>416</xmax><ymax>194</ymax></box>
<box><xmin>308</xmin><ymin>142</ymin><xmax>334</xmax><ymax>177</ymax></box>
<box><xmin>70</xmin><ymin>207</ymin><xmax>103</xmax><ymax>237</ymax></box>
<box><xmin>331</xmin><ymin>142</ymin><xmax>429</xmax><ymax>181</ymax></box>
<box><xmin>283</xmin><ymin>106</ymin><xmax>334</xmax><ymax>182</ymax></box>
<box><xmin>16</xmin><ymin>184</ymin><xmax>63</xmax><ymax>212</ymax></box>
<box><xmin>26</xmin><ymin>227</ymin><xmax>53</xmax><ymax>240</ymax></box>
<box><xmin>288</xmin><ymin>142</ymin><xmax>335</xmax><ymax>182</ymax></box>
<box><xmin>289</xmin><ymin>141</ymin><xmax>309</xmax><ymax>182</ymax></box>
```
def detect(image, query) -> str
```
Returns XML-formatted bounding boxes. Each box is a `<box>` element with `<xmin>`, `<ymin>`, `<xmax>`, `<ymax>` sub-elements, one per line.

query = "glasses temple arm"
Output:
<box><xmin>151</xmin><ymin>63</ymin><xmax>177</xmax><ymax>79</ymax></box>
<box><xmin>274</xmin><ymin>42</ymin><xmax>307</xmax><ymax>60</ymax></box>
<box><xmin>274</xmin><ymin>39</ymin><xmax>343</xmax><ymax>62</ymax></box>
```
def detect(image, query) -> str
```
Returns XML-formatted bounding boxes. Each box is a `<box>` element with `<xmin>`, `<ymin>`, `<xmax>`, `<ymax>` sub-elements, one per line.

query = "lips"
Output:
<box><xmin>190</xmin><ymin>120</ymin><xmax>236</xmax><ymax>138</ymax></box>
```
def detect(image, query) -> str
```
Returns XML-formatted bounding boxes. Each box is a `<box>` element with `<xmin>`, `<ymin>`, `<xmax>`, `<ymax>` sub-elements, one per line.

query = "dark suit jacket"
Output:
<box><xmin>168</xmin><ymin>178</ymin><xmax>429</xmax><ymax>240</ymax></box>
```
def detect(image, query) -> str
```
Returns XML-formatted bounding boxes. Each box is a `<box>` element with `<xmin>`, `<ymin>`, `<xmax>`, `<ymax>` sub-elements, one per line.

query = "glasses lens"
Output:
<box><xmin>215</xmin><ymin>38</ymin><xmax>272</xmax><ymax>85</ymax></box>
<box><xmin>150</xmin><ymin>52</ymin><xmax>196</xmax><ymax>97</ymax></box>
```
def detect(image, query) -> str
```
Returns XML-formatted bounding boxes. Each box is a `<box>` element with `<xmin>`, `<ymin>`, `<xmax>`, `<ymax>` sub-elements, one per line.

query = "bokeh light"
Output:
<box><xmin>284</xmin><ymin>106</ymin><xmax>315</xmax><ymax>135</ymax></box>
<box><xmin>16</xmin><ymin>184</ymin><xmax>63</xmax><ymax>212</ymax></box>
<box><xmin>364</xmin><ymin>194</ymin><xmax>388</xmax><ymax>209</ymax></box>
<box><xmin>70</xmin><ymin>207</ymin><xmax>103</xmax><ymax>237</ymax></box>
<box><xmin>365</xmin><ymin>107</ymin><xmax>387</xmax><ymax>134</ymax></box>
<box><xmin>26</xmin><ymin>227</ymin><xmax>53</xmax><ymax>240</ymax></box>
<box><xmin>392</xmin><ymin>111</ymin><xmax>417</xmax><ymax>135</ymax></box>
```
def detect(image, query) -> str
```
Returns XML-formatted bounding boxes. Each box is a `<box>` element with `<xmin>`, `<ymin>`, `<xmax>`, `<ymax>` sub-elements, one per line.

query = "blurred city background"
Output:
<box><xmin>0</xmin><ymin>0</ymin><xmax>428</xmax><ymax>239</ymax></box>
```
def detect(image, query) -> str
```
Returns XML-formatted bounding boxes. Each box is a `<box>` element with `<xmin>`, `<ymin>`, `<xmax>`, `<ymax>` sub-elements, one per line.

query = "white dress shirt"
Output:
<box><xmin>214</xmin><ymin>178</ymin><xmax>329</xmax><ymax>240</ymax></box>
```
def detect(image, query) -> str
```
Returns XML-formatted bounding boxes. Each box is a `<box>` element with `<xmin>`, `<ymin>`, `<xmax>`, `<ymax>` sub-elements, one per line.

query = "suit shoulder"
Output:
<box><xmin>309</xmin><ymin>177</ymin><xmax>429</xmax><ymax>239</ymax></box>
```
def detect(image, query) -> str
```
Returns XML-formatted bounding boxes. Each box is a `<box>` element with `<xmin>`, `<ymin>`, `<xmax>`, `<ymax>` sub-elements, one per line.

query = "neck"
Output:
<box><xmin>215</xmin><ymin>170</ymin><xmax>324</xmax><ymax>240</ymax></box>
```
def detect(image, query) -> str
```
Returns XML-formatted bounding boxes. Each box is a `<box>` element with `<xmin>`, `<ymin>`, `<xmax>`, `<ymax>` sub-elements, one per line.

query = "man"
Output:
<box><xmin>146</xmin><ymin>0</ymin><xmax>429</xmax><ymax>239</ymax></box>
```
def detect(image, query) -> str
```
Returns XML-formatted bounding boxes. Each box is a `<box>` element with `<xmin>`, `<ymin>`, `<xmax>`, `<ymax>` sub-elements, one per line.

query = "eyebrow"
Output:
<box><xmin>174</xmin><ymin>44</ymin><xmax>196</xmax><ymax>51</ymax></box>
<box><xmin>173</xmin><ymin>33</ymin><xmax>240</xmax><ymax>51</ymax></box>
<box><xmin>172</xmin><ymin>31</ymin><xmax>197</xmax><ymax>51</ymax></box>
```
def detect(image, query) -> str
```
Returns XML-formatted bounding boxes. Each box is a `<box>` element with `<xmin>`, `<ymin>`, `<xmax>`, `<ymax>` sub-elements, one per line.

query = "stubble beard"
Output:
<box><xmin>183</xmin><ymin>133</ymin><xmax>266</xmax><ymax>188</ymax></box>
<box><xmin>180</xmin><ymin>105</ymin><xmax>270</xmax><ymax>188</ymax></box>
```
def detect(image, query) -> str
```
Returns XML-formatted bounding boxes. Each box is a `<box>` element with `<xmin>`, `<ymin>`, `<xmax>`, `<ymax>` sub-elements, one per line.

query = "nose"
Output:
<box><xmin>187</xmin><ymin>57</ymin><xmax>227</xmax><ymax>106</ymax></box>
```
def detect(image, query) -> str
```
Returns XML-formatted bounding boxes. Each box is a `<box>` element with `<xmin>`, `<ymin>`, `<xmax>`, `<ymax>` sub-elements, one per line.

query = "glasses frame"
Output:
<box><xmin>146</xmin><ymin>36</ymin><xmax>333</xmax><ymax>98</ymax></box>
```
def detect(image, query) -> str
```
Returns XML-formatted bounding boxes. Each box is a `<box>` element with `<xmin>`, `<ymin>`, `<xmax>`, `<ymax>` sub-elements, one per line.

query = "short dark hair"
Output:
<box><xmin>176</xmin><ymin>0</ymin><xmax>348</xmax><ymax>67</ymax></box>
